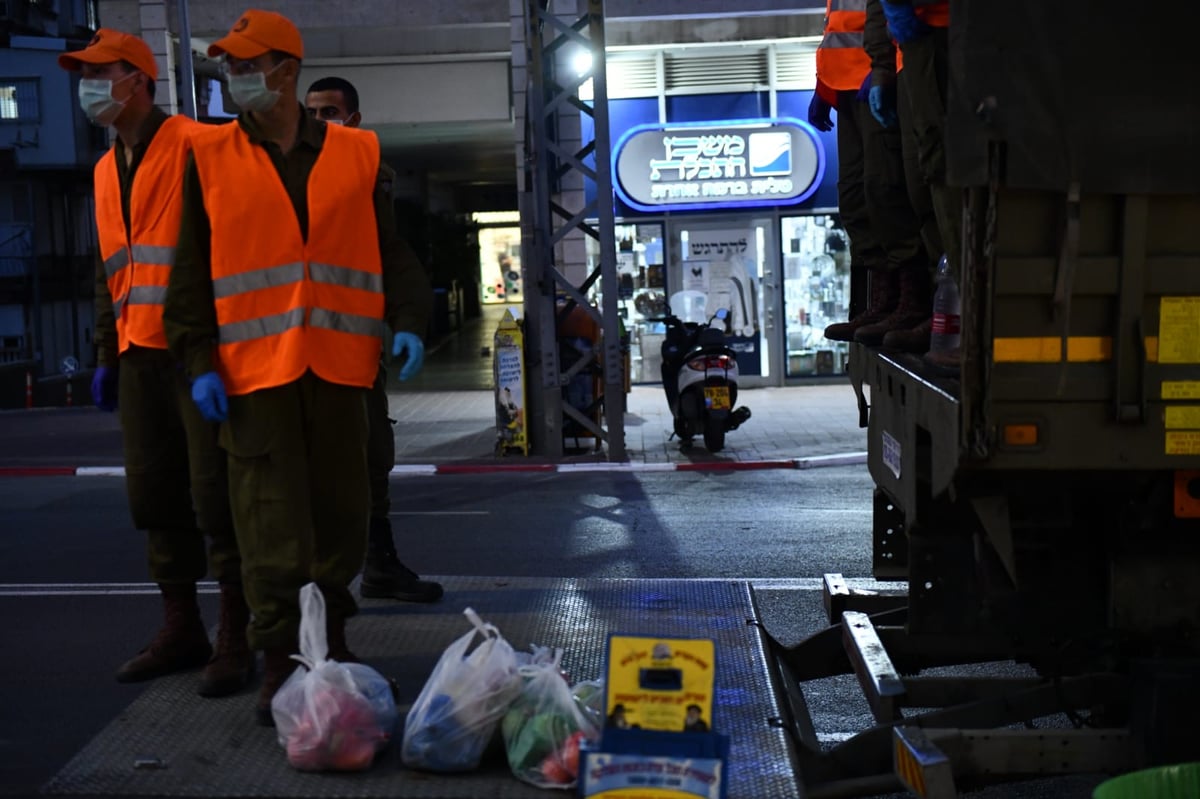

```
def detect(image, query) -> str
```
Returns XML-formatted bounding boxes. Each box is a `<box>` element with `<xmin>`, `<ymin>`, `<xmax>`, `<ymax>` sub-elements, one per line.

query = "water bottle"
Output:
<box><xmin>929</xmin><ymin>254</ymin><xmax>961</xmax><ymax>354</ymax></box>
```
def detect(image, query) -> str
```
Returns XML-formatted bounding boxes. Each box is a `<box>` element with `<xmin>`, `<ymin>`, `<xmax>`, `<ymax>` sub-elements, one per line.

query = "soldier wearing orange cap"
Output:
<box><xmin>59</xmin><ymin>30</ymin><xmax>253</xmax><ymax>698</ymax></box>
<box><xmin>162</xmin><ymin>9</ymin><xmax>432</xmax><ymax>726</ymax></box>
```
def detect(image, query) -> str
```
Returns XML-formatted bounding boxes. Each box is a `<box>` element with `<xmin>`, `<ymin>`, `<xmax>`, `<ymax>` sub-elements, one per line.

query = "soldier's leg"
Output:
<box><xmin>307</xmin><ymin>374</ymin><xmax>371</xmax><ymax>661</ymax></box>
<box><xmin>175</xmin><ymin>369</ymin><xmax>252</xmax><ymax>697</ymax></box>
<box><xmin>899</xmin><ymin>27</ymin><xmax>961</xmax><ymax>279</ymax></box>
<box><xmin>825</xmin><ymin>90</ymin><xmax>896</xmax><ymax>342</ymax></box>
<box><xmin>361</xmin><ymin>362</ymin><xmax>443</xmax><ymax>602</ymax></box>
<box><xmin>220</xmin><ymin>378</ymin><xmax>314</xmax><ymax>724</ymax></box>
<box><xmin>115</xmin><ymin>347</ymin><xmax>210</xmax><ymax>682</ymax></box>
<box><xmin>857</xmin><ymin>94</ymin><xmax>935</xmax><ymax>350</ymax></box>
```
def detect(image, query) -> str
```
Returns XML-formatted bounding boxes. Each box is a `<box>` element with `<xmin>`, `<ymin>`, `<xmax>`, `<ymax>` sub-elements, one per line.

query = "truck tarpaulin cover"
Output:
<box><xmin>946</xmin><ymin>0</ymin><xmax>1200</xmax><ymax>195</ymax></box>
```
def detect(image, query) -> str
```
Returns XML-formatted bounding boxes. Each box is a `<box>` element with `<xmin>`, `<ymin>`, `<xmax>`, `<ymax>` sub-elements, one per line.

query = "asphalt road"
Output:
<box><xmin>0</xmin><ymin>468</ymin><xmax>1104</xmax><ymax>798</ymax></box>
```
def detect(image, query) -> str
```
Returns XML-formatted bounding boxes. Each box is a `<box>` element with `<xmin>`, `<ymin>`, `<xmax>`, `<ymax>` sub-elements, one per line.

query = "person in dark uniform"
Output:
<box><xmin>60</xmin><ymin>29</ymin><xmax>253</xmax><ymax>698</ymax></box>
<box><xmin>813</xmin><ymin>0</ymin><xmax>931</xmax><ymax>348</ymax></box>
<box><xmin>162</xmin><ymin>9</ymin><xmax>432</xmax><ymax>726</ymax></box>
<box><xmin>880</xmin><ymin>0</ymin><xmax>960</xmax><ymax>371</ymax></box>
<box><xmin>304</xmin><ymin>75</ymin><xmax>443</xmax><ymax>604</ymax></box>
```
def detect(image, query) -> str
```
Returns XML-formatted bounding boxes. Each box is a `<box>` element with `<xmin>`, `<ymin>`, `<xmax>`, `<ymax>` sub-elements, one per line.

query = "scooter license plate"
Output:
<box><xmin>704</xmin><ymin>386</ymin><xmax>731</xmax><ymax>411</ymax></box>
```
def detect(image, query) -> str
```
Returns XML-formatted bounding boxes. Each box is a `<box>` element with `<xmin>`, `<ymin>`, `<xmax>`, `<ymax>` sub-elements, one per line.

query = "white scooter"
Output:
<box><xmin>655</xmin><ymin>301</ymin><xmax>752</xmax><ymax>453</ymax></box>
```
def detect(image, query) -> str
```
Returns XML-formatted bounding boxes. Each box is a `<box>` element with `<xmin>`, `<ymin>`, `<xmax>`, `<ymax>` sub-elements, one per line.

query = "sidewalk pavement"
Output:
<box><xmin>0</xmin><ymin>383</ymin><xmax>867</xmax><ymax>475</ymax></box>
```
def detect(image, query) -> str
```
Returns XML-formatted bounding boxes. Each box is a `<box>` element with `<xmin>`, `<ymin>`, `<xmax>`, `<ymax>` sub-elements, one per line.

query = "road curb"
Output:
<box><xmin>0</xmin><ymin>452</ymin><xmax>867</xmax><ymax>477</ymax></box>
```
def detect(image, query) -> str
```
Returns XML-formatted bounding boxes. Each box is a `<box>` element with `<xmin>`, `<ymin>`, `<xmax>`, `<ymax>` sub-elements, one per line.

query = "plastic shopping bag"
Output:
<box><xmin>271</xmin><ymin>583</ymin><xmax>398</xmax><ymax>771</ymax></box>
<box><xmin>500</xmin><ymin>647</ymin><xmax>600</xmax><ymax>788</ymax></box>
<box><xmin>401</xmin><ymin>607</ymin><xmax>522</xmax><ymax>772</ymax></box>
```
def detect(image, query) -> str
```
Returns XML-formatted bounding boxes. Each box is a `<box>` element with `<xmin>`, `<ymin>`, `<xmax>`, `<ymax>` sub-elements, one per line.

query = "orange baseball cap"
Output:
<box><xmin>208</xmin><ymin>9</ymin><xmax>303</xmax><ymax>60</ymax></box>
<box><xmin>57</xmin><ymin>28</ymin><xmax>158</xmax><ymax>79</ymax></box>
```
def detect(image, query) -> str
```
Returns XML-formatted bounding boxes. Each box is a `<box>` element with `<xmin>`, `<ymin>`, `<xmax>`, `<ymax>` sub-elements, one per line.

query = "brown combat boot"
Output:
<box><xmin>198</xmin><ymin>582</ymin><xmax>256</xmax><ymax>698</ymax></box>
<box><xmin>882</xmin><ymin>317</ymin><xmax>933</xmax><ymax>353</ymax></box>
<box><xmin>854</xmin><ymin>265</ymin><xmax>932</xmax><ymax>346</ymax></box>
<box><xmin>116</xmin><ymin>583</ymin><xmax>212</xmax><ymax>683</ymax></box>
<box><xmin>256</xmin><ymin>647</ymin><xmax>300</xmax><ymax>727</ymax></box>
<box><xmin>824</xmin><ymin>268</ymin><xmax>897</xmax><ymax>342</ymax></box>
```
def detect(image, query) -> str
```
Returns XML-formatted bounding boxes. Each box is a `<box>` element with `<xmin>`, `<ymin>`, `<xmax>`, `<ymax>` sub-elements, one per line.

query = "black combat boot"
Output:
<box><xmin>116</xmin><ymin>583</ymin><xmax>212</xmax><ymax>683</ymax></box>
<box><xmin>198</xmin><ymin>582</ymin><xmax>256</xmax><ymax>698</ymax></box>
<box><xmin>360</xmin><ymin>517</ymin><xmax>444</xmax><ymax>603</ymax></box>
<box><xmin>824</xmin><ymin>268</ymin><xmax>897</xmax><ymax>342</ymax></box>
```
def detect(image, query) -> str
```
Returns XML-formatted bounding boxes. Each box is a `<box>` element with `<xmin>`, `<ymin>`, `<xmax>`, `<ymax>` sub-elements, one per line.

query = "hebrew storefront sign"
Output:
<box><xmin>613</xmin><ymin>118</ymin><xmax>825</xmax><ymax>213</ymax></box>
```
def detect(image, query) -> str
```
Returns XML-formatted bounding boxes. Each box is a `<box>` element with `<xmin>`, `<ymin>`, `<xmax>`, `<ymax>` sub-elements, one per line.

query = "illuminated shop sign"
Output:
<box><xmin>612</xmin><ymin>118</ymin><xmax>825</xmax><ymax>212</ymax></box>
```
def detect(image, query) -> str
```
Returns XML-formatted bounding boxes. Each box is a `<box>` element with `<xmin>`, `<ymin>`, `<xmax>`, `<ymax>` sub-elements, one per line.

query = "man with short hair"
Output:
<box><xmin>163</xmin><ymin>9</ymin><xmax>432</xmax><ymax>725</ymax></box>
<box><xmin>304</xmin><ymin>75</ymin><xmax>443</xmax><ymax>605</ymax></box>
<box><xmin>59</xmin><ymin>29</ymin><xmax>253</xmax><ymax>698</ymax></box>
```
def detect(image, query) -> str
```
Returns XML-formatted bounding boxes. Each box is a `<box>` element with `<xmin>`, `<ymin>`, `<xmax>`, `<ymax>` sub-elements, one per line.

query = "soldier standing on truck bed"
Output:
<box><xmin>813</xmin><ymin>0</ymin><xmax>933</xmax><ymax>350</ymax></box>
<box><xmin>880</xmin><ymin>0</ymin><xmax>960</xmax><ymax>372</ymax></box>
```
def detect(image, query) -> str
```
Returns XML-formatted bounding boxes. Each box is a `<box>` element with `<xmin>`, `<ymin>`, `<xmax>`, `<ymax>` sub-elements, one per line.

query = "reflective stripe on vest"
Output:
<box><xmin>94</xmin><ymin>115</ymin><xmax>198</xmax><ymax>354</ymax></box>
<box><xmin>191</xmin><ymin>121</ymin><xmax>384</xmax><ymax>396</ymax></box>
<box><xmin>816</xmin><ymin>0</ymin><xmax>872</xmax><ymax>91</ymax></box>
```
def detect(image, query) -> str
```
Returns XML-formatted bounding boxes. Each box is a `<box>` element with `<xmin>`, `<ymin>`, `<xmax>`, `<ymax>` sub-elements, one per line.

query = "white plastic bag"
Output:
<box><xmin>271</xmin><ymin>583</ymin><xmax>398</xmax><ymax>771</ymax></box>
<box><xmin>401</xmin><ymin>607</ymin><xmax>522</xmax><ymax>772</ymax></box>
<box><xmin>501</xmin><ymin>647</ymin><xmax>600</xmax><ymax>789</ymax></box>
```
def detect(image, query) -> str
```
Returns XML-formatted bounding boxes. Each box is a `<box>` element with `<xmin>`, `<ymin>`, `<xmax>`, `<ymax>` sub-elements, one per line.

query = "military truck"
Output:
<box><xmin>767</xmin><ymin>2</ymin><xmax>1200</xmax><ymax>796</ymax></box>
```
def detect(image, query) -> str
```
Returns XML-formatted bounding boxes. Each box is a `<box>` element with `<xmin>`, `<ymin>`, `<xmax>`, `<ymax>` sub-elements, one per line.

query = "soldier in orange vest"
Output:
<box><xmin>813</xmin><ymin>0</ymin><xmax>931</xmax><ymax>348</ymax></box>
<box><xmin>59</xmin><ymin>30</ymin><xmax>253</xmax><ymax>698</ymax></box>
<box><xmin>162</xmin><ymin>10</ymin><xmax>432</xmax><ymax>726</ymax></box>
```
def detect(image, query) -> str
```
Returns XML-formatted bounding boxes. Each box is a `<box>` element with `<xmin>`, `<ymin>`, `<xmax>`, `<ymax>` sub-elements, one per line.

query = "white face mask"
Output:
<box><xmin>325</xmin><ymin>118</ymin><xmax>344</xmax><ymax>126</ymax></box>
<box><xmin>78</xmin><ymin>71</ymin><xmax>138</xmax><ymax>127</ymax></box>
<box><xmin>227</xmin><ymin>61</ymin><xmax>285</xmax><ymax>113</ymax></box>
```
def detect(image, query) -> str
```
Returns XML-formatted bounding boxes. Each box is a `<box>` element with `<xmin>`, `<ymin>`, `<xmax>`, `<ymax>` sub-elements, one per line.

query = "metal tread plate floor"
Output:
<box><xmin>44</xmin><ymin>577</ymin><xmax>801</xmax><ymax>799</ymax></box>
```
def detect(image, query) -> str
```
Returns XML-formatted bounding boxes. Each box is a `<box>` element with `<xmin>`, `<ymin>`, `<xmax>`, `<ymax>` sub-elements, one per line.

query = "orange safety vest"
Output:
<box><xmin>816</xmin><ymin>0</ymin><xmax>871</xmax><ymax>92</ymax></box>
<box><xmin>94</xmin><ymin>114</ymin><xmax>200</xmax><ymax>354</ymax></box>
<box><xmin>912</xmin><ymin>0</ymin><xmax>949</xmax><ymax>28</ymax></box>
<box><xmin>190</xmin><ymin>121</ymin><xmax>384</xmax><ymax>396</ymax></box>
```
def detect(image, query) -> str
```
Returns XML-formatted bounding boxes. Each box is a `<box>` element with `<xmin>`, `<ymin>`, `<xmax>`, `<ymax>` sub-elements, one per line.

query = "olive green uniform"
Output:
<box><xmin>881</xmin><ymin>1</ymin><xmax>961</xmax><ymax>278</ymax></box>
<box><xmin>94</xmin><ymin>106</ymin><xmax>239</xmax><ymax>586</ymax></box>
<box><xmin>163</xmin><ymin>108</ymin><xmax>432</xmax><ymax>651</ymax></box>
<box><xmin>367</xmin><ymin>161</ymin><xmax>403</xmax><ymax>525</ymax></box>
<box><xmin>863</xmin><ymin>0</ymin><xmax>938</xmax><ymax>273</ymax></box>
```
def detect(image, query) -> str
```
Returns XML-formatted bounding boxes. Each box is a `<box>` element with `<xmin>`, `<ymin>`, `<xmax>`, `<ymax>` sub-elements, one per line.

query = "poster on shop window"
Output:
<box><xmin>682</xmin><ymin>229</ymin><xmax>761</xmax><ymax>375</ymax></box>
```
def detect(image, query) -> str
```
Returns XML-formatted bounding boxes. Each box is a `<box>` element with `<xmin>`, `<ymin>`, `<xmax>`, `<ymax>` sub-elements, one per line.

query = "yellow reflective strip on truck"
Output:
<box><xmin>993</xmin><ymin>337</ymin><xmax>1112</xmax><ymax>362</ymax></box>
<box><xmin>993</xmin><ymin>337</ymin><xmax>1062</xmax><ymax>362</ymax></box>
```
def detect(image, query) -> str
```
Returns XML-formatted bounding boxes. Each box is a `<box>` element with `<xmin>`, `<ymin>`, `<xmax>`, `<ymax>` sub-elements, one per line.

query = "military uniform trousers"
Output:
<box><xmin>219</xmin><ymin>370</ymin><xmax>370</xmax><ymax>652</ymax></box>
<box><xmin>898</xmin><ymin>26</ymin><xmax>962</xmax><ymax>280</ymax></box>
<box><xmin>118</xmin><ymin>345</ymin><xmax>239</xmax><ymax>585</ymax></box>
<box><xmin>366</xmin><ymin>361</ymin><xmax>394</xmax><ymax>522</ymax></box>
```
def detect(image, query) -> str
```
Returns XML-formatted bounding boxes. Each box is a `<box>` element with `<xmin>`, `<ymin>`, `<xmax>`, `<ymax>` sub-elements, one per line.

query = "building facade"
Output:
<box><xmin>2</xmin><ymin>0</ymin><xmax>833</xmax><ymax>402</ymax></box>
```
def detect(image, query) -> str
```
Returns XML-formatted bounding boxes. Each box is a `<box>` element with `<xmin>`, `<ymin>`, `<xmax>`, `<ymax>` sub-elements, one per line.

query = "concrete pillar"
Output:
<box><xmin>138</xmin><ymin>0</ymin><xmax>178</xmax><ymax>114</ymax></box>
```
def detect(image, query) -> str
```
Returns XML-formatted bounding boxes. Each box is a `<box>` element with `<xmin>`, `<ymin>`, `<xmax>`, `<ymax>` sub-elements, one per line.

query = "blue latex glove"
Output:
<box><xmin>91</xmin><ymin>366</ymin><xmax>118</xmax><ymax>412</ymax></box>
<box><xmin>392</xmin><ymin>332</ymin><xmax>425</xmax><ymax>381</ymax></box>
<box><xmin>191</xmin><ymin>371</ymin><xmax>228</xmax><ymax>423</ymax></box>
<box><xmin>856</xmin><ymin>72</ymin><xmax>872</xmax><ymax>103</ymax></box>
<box><xmin>807</xmin><ymin>93</ymin><xmax>834</xmax><ymax>132</ymax></box>
<box><xmin>869</xmin><ymin>85</ymin><xmax>898</xmax><ymax>128</ymax></box>
<box><xmin>881</xmin><ymin>0</ymin><xmax>930</xmax><ymax>44</ymax></box>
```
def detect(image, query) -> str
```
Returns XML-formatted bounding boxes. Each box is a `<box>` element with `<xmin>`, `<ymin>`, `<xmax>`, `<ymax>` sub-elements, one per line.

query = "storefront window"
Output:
<box><xmin>584</xmin><ymin>222</ymin><xmax>666</xmax><ymax>384</ymax></box>
<box><xmin>475</xmin><ymin>211</ymin><xmax>523</xmax><ymax>304</ymax></box>
<box><xmin>781</xmin><ymin>215</ymin><xmax>851</xmax><ymax>377</ymax></box>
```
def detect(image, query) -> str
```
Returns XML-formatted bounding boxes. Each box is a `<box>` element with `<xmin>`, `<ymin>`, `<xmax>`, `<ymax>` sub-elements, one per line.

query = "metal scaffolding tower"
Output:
<box><xmin>519</xmin><ymin>0</ymin><xmax>625</xmax><ymax>460</ymax></box>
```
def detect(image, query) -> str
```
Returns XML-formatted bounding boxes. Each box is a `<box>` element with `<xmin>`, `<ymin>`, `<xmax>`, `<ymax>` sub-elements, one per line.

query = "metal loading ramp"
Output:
<box><xmin>42</xmin><ymin>577</ymin><xmax>803</xmax><ymax>799</ymax></box>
